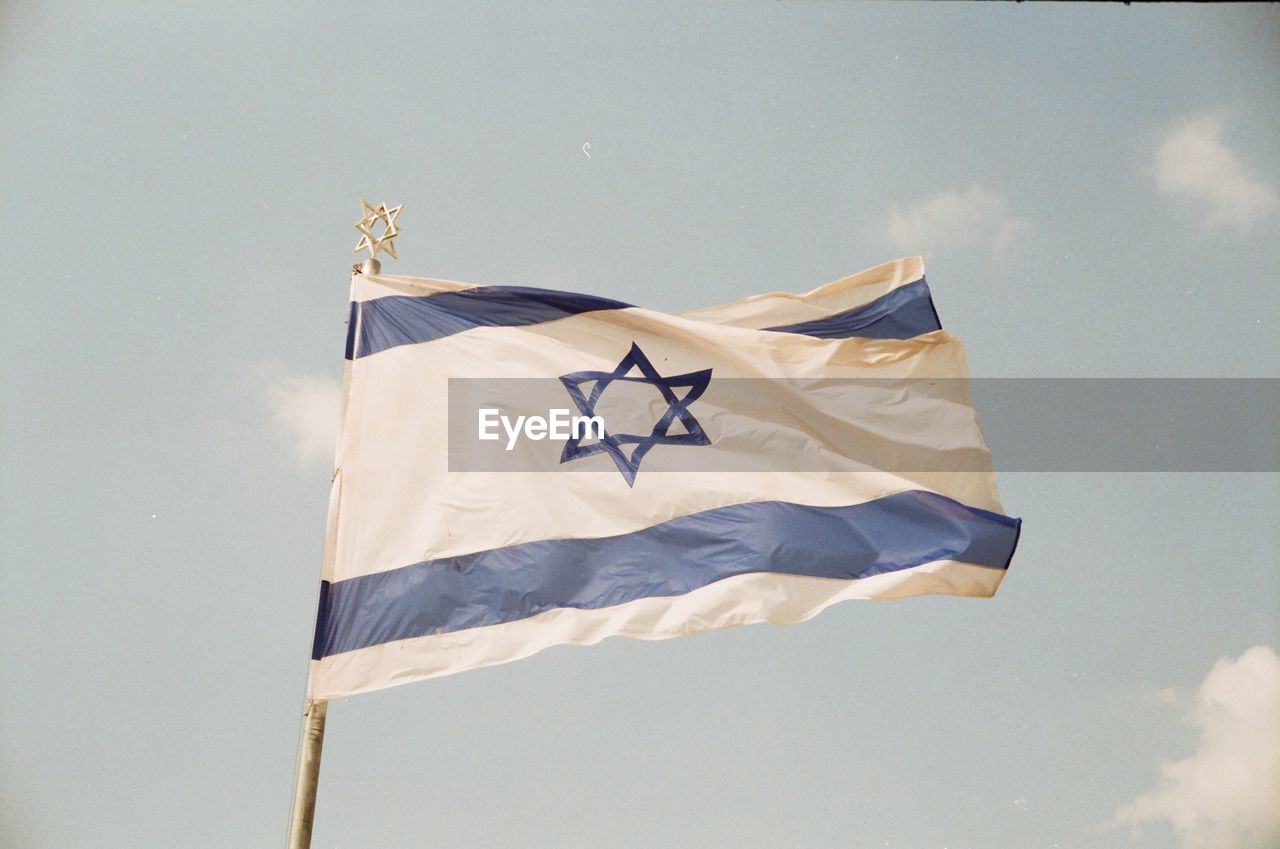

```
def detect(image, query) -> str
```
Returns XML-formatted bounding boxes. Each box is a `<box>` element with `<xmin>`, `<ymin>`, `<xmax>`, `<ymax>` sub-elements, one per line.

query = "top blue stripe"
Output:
<box><xmin>762</xmin><ymin>278</ymin><xmax>941</xmax><ymax>340</ymax></box>
<box><xmin>349</xmin><ymin>277</ymin><xmax>940</xmax><ymax>359</ymax></box>
<box><xmin>354</xmin><ymin>286</ymin><xmax>629</xmax><ymax>358</ymax></box>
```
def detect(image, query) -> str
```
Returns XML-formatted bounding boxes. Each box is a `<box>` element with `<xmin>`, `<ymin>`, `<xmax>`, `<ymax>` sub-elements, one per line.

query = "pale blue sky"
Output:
<box><xmin>2</xmin><ymin>3</ymin><xmax>1278</xmax><ymax>849</ymax></box>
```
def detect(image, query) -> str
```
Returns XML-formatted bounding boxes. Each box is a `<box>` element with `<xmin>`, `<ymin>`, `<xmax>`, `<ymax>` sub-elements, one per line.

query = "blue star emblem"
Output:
<box><xmin>559</xmin><ymin>343</ymin><xmax>712</xmax><ymax>486</ymax></box>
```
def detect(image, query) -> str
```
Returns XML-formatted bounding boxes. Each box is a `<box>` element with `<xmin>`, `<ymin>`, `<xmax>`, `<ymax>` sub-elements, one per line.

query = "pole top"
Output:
<box><xmin>352</xmin><ymin>198</ymin><xmax>402</xmax><ymax>274</ymax></box>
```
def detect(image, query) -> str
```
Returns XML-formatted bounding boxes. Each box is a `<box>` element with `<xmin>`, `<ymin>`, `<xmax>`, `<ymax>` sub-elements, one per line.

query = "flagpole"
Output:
<box><xmin>285</xmin><ymin>202</ymin><xmax>399</xmax><ymax>849</ymax></box>
<box><xmin>285</xmin><ymin>699</ymin><xmax>328</xmax><ymax>849</ymax></box>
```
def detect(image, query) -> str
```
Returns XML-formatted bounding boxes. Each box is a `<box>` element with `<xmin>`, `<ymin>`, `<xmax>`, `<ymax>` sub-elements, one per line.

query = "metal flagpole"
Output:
<box><xmin>284</xmin><ymin>200</ymin><xmax>402</xmax><ymax>849</ymax></box>
<box><xmin>285</xmin><ymin>699</ymin><xmax>328</xmax><ymax>849</ymax></box>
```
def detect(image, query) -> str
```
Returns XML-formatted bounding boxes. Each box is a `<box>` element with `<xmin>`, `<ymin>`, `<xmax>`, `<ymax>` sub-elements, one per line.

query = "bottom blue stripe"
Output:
<box><xmin>314</xmin><ymin>491</ymin><xmax>1020</xmax><ymax>659</ymax></box>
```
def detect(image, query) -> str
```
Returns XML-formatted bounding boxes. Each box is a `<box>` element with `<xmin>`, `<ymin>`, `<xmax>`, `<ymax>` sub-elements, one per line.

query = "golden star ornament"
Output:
<box><xmin>353</xmin><ymin>199</ymin><xmax>403</xmax><ymax>260</ymax></box>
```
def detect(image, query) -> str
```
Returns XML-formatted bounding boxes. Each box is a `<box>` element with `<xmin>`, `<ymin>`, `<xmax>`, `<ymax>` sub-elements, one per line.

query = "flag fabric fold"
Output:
<box><xmin>308</xmin><ymin>257</ymin><xmax>1019</xmax><ymax>699</ymax></box>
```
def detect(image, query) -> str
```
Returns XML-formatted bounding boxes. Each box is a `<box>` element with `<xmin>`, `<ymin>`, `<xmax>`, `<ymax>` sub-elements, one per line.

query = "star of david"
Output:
<box><xmin>353</xmin><ymin>198</ymin><xmax>403</xmax><ymax>260</ymax></box>
<box><xmin>559</xmin><ymin>343</ymin><xmax>712</xmax><ymax>486</ymax></box>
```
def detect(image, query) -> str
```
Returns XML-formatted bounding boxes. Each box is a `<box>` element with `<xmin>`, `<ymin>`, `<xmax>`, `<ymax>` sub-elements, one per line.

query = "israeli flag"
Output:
<box><xmin>308</xmin><ymin>257</ymin><xmax>1020</xmax><ymax>699</ymax></box>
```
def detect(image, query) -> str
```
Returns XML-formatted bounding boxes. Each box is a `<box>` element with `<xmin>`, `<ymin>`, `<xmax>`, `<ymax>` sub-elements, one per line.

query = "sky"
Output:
<box><xmin>2</xmin><ymin>3</ymin><xmax>1279</xmax><ymax>848</ymax></box>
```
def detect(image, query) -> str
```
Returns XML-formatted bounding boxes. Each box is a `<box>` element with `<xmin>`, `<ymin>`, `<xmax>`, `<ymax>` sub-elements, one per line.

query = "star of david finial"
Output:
<box><xmin>559</xmin><ymin>343</ymin><xmax>712</xmax><ymax>486</ymax></box>
<box><xmin>353</xmin><ymin>199</ymin><xmax>403</xmax><ymax>261</ymax></box>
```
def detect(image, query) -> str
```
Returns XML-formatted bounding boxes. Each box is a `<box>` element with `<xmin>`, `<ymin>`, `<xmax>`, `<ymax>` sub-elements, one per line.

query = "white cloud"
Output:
<box><xmin>877</xmin><ymin>185</ymin><xmax>1028</xmax><ymax>262</ymax></box>
<box><xmin>1152</xmin><ymin>113</ymin><xmax>1278</xmax><ymax>231</ymax></box>
<box><xmin>1113</xmin><ymin>645</ymin><xmax>1280</xmax><ymax>849</ymax></box>
<box><xmin>256</xmin><ymin>362</ymin><xmax>341</xmax><ymax>469</ymax></box>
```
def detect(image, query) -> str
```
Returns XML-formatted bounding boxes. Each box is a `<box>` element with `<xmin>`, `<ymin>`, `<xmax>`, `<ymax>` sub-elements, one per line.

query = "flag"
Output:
<box><xmin>307</xmin><ymin>257</ymin><xmax>1020</xmax><ymax>699</ymax></box>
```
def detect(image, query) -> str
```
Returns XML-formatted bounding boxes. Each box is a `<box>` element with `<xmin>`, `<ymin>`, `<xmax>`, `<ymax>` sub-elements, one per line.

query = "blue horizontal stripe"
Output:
<box><xmin>353</xmin><ymin>286</ymin><xmax>629</xmax><ymax>358</ymax></box>
<box><xmin>343</xmin><ymin>301</ymin><xmax>358</xmax><ymax>360</ymax></box>
<box><xmin>350</xmin><ymin>278</ymin><xmax>941</xmax><ymax>359</ymax></box>
<box><xmin>762</xmin><ymin>278</ymin><xmax>940</xmax><ymax>340</ymax></box>
<box><xmin>312</xmin><ymin>491</ymin><xmax>1020</xmax><ymax>659</ymax></box>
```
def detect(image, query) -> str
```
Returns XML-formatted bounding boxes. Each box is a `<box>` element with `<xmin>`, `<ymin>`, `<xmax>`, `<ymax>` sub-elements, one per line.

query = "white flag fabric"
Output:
<box><xmin>307</xmin><ymin>257</ymin><xmax>1020</xmax><ymax>699</ymax></box>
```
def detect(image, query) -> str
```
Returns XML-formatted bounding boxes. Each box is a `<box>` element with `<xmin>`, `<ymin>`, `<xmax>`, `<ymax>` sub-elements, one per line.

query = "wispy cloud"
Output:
<box><xmin>1113</xmin><ymin>645</ymin><xmax>1280</xmax><ymax>849</ymax></box>
<box><xmin>256</xmin><ymin>362</ymin><xmax>341</xmax><ymax>469</ymax></box>
<box><xmin>1152</xmin><ymin>113</ymin><xmax>1278</xmax><ymax>232</ymax></box>
<box><xmin>876</xmin><ymin>185</ymin><xmax>1028</xmax><ymax>262</ymax></box>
